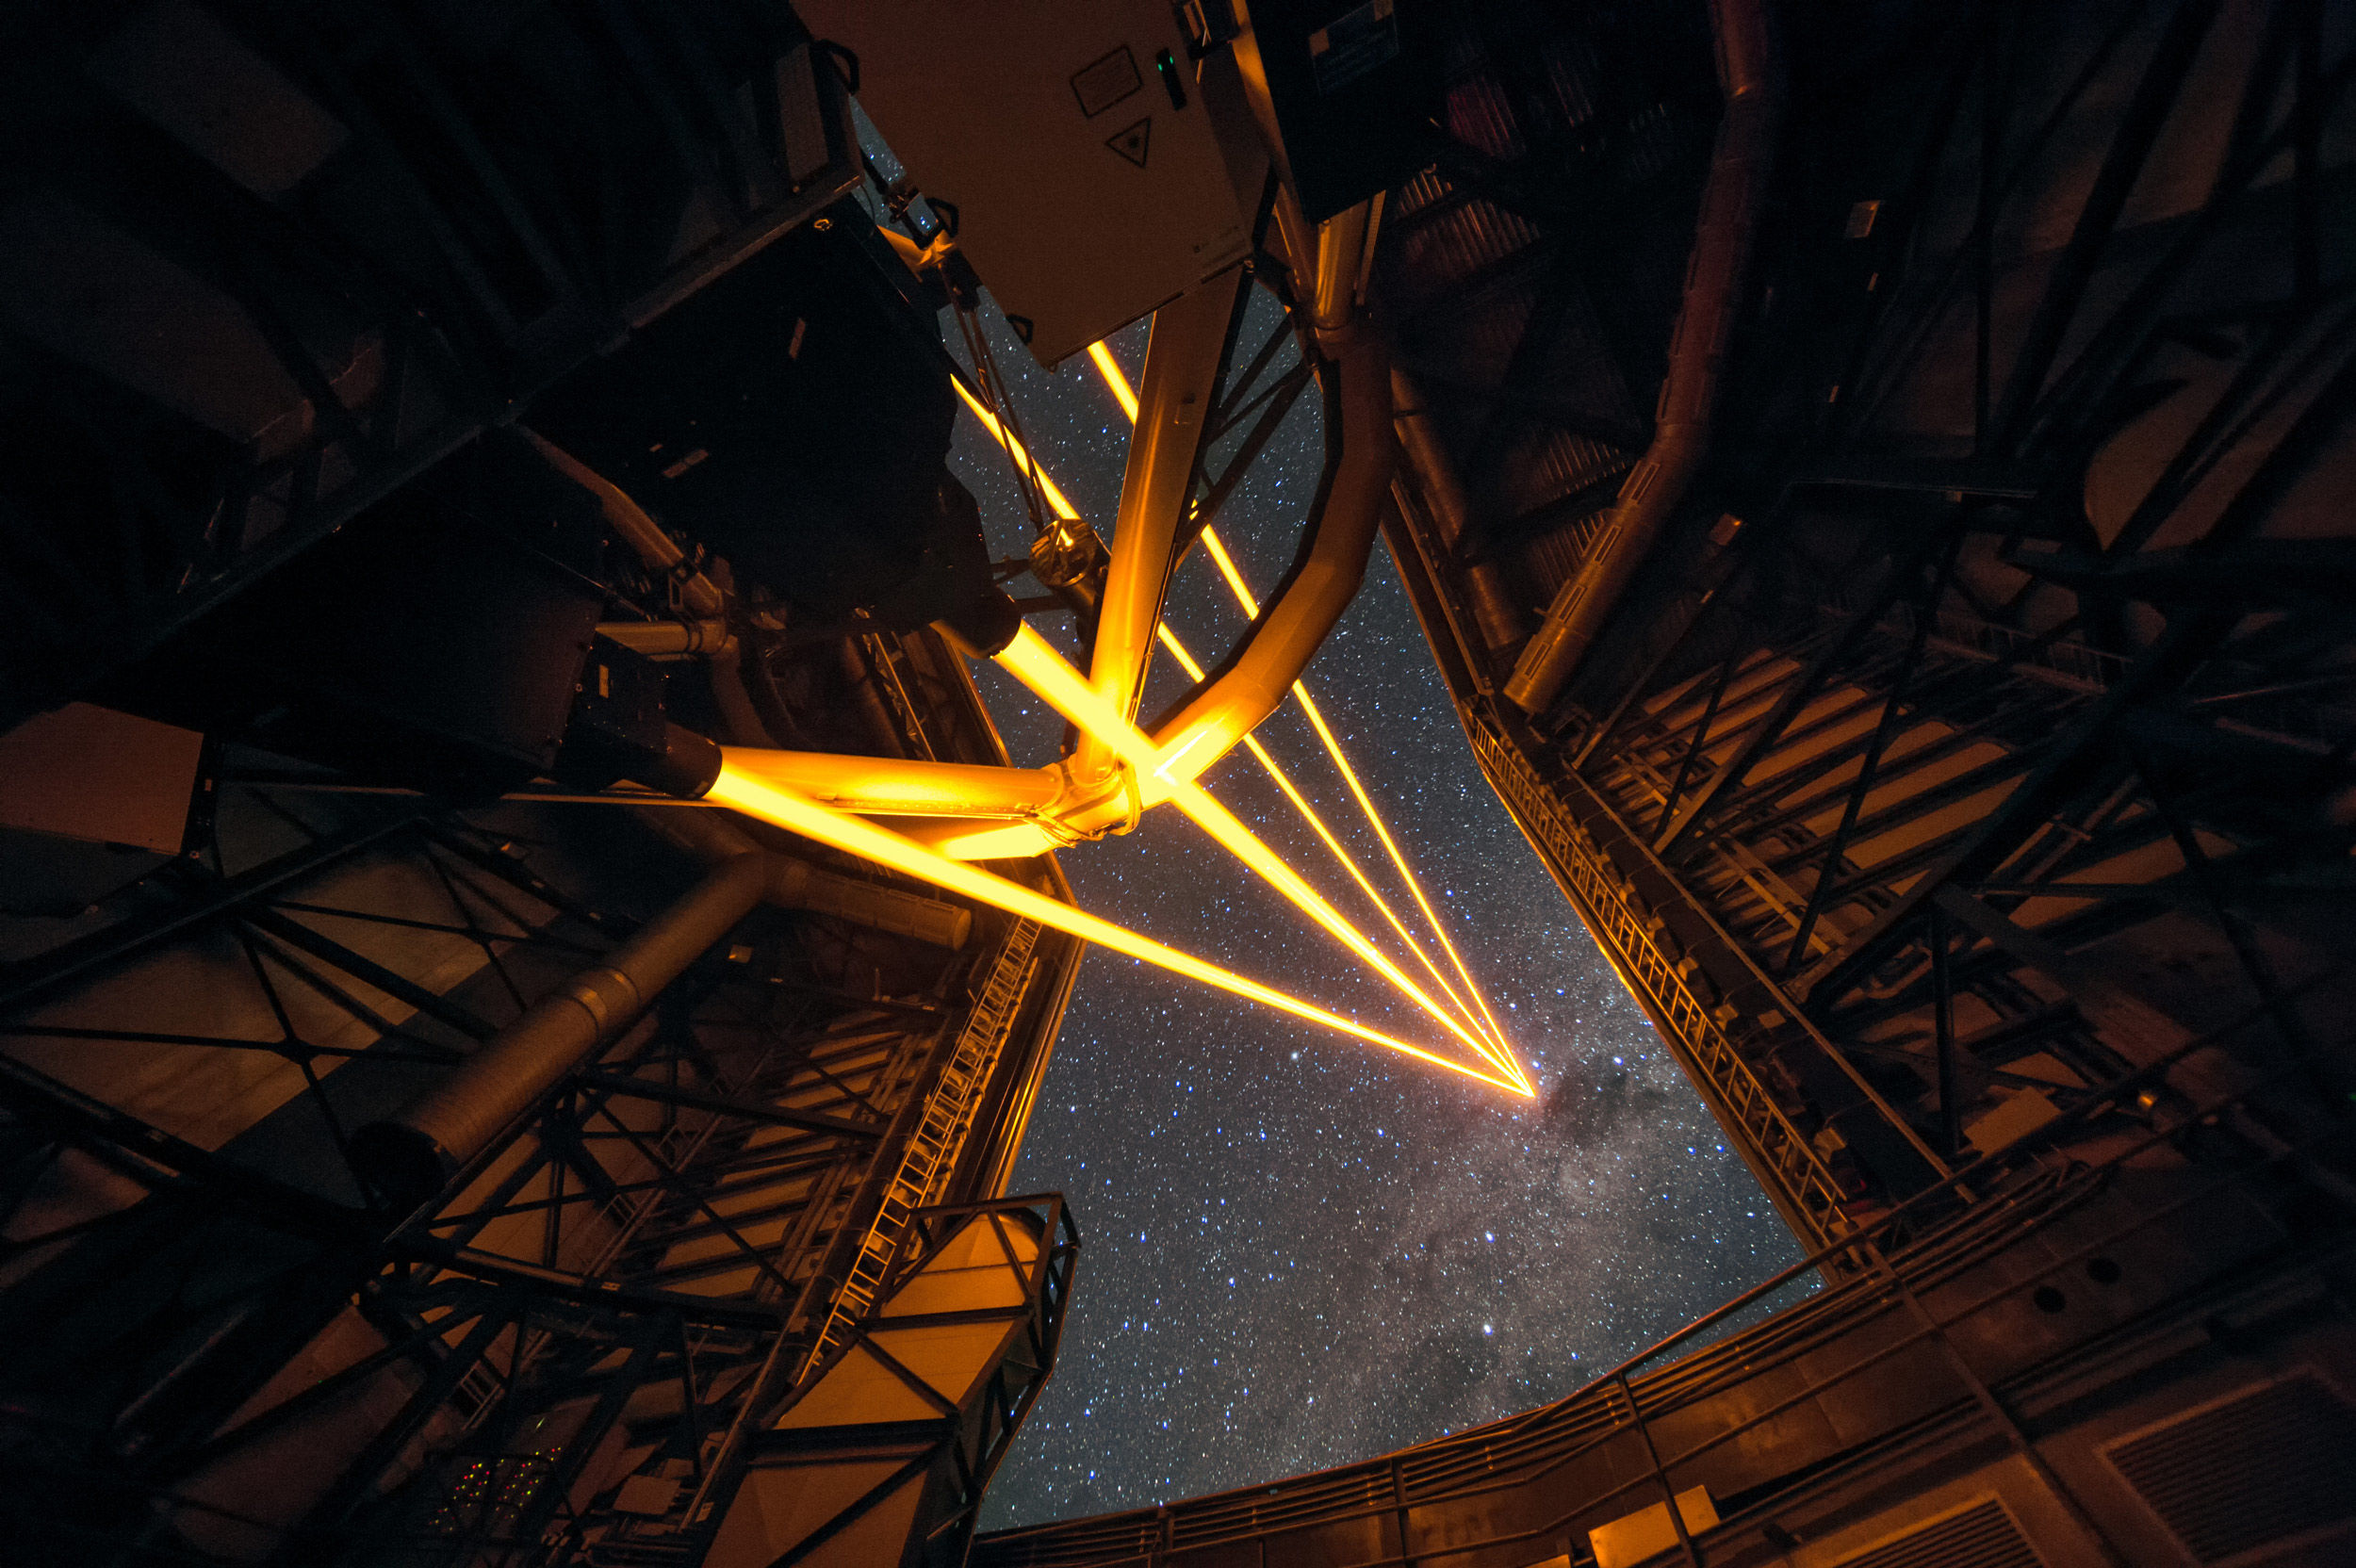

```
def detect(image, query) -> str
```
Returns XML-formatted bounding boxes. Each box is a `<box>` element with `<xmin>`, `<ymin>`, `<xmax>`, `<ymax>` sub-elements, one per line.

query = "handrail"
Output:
<box><xmin>977</xmin><ymin>977</ymin><xmax>2333</xmax><ymax>1565</ymax></box>
<box><xmin>1464</xmin><ymin>714</ymin><xmax>1854</xmax><ymax>1243</ymax></box>
<box><xmin>800</xmin><ymin>918</ymin><xmax>1042</xmax><ymax>1374</ymax></box>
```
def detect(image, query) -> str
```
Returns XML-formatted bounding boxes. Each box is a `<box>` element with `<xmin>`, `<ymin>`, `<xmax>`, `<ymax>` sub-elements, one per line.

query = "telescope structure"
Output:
<box><xmin>0</xmin><ymin>2</ymin><xmax>2349</xmax><ymax>1566</ymax></box>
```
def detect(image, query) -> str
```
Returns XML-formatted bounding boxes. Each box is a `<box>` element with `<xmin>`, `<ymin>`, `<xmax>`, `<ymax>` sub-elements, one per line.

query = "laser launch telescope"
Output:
<box><xmin>0</xmin><ymin>1</ymin><xmax>2352</xmax><ymax>1565</ymax></box>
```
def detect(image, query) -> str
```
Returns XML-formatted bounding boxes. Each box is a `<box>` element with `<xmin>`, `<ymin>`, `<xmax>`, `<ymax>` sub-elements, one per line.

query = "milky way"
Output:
<box><xmin>918</xmin><ymin>270</ymin><xmax>1806</xmax><ymax>1527</ymax></box>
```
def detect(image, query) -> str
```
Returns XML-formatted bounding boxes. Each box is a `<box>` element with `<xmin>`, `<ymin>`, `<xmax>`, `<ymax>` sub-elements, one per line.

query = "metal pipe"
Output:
<box><xmin>1145</xmin><ymin>331</ymin><xmax>1395</xmax><ymax>784</ymax></box>
<box><xmin>1269</xmin><ymin>181</ymin><xmax>1320</xmax><ymax>297</ymax></box>
<box><xmin>353</xmin><ymin>853</ymin><xmax>772</xmax><ymax>1209</ymax></box>
<box><xmin>638</xmin><ymin>807</ymin><xmax>968</xmax><ymax>947</ymax></box>
<box><xmin>1308</xmin><ymin>202</ymin><xmax>1372</xmax><ymax>352</ymax></box>
<box><xmin>1391</xmin><ymin>368</ymin><xmax>1528</xmax><ymax>654</ymax></box>
<box><xmin>597</xmin><ymin>619</ymin><xmax>733</xmax><ymax>659</ymax></box>
<box><xmin>705</xmin><ymin>637</ymin><xmax>777</xmax><ymax>748</ymax></box>
<box><xmin>716</xmin><ymin>745</ymin><xmax>1062</xmax><ymax>821</ymax></box>
<box><xmin>353</xmin><ymin>840</ymin><xmax>969</xmax><ymax>1207</ymax></box>
<box><xmin>1503</xmin><ymin>0</ymin><xmax>1781</xmax><ymax>715</ymax></box>
<box><xmin>523</xmin><ymin>428</ymin><xmax>726</xmax><ymax>618</ymax></box>
<box><xmin>1073</xmin><ymin>275</ymin><xmax>1239</xmax><ymax>785</ymax></box>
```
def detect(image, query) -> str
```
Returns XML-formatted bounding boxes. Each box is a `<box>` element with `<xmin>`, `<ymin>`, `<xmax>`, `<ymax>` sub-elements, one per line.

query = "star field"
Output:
<box><xmin>921</xmin><ymin>263</ymin><xmax>1808</xmax><ymax>1525</ymax></box>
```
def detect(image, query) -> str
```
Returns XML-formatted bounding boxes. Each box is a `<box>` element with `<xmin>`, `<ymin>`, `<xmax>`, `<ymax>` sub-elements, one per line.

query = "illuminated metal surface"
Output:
<box><xmin>706</xmin><ymin>756</ymin><xmax>1528</xmax><ymax>1094</ymax></box>
<box><xmin>1090</xmin><ymin>341</ymin><xmax>1525</xmax><ymax>1087</ymax></box>
<box><xmin>947</xmin><ymin>346</ymin><xmax>1528</xmax><ymax>1086</ymax></box>
<box><xmin>990</xmin><ymin>625</ymin><xmax>1523</xmax><ymax>1085</ymax></box>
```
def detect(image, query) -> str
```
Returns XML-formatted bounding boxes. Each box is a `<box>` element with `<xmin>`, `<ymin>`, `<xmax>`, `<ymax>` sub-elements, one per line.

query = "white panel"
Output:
<box><xmin>0</xmin><ymin>702</ymin><xmax>200</xmax><ymax>852</ymax></box>
<box><xmin>798</xmin><ymin>0</ymin><xmax>1251</xmax><ymax>364</ymax></box>
<box><xmin>777</xmin><ymin>1342</ymin><xmax>941</xmax><ymax>1429</ymax></box>
<box><xmin>1589</xmin><ymin>1486</ymin><xmax>1718</xmax><ymax>1568</ymax></box>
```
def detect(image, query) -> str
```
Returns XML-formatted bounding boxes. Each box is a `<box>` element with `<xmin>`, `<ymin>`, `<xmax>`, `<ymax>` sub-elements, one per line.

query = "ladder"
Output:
<box><xmin>800</xmin><ymin>918</ymin><xmax>1040</xmax><ymax>1373</ymax></box>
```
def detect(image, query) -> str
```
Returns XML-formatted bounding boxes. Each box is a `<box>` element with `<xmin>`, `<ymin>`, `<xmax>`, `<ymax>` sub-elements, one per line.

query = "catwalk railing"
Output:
<box><xmin>1465</xmin><ymin>713</ymin><xmax>1856</xmax><ymax>1247</ymax></box>
<box><xmin>975</xmin><ymin>1020</ymin><xmax>2356</xmax><ymax>1568</ymax></box>
<box><xmin>0</xmin><ymin>666</ymin><xmax>1082</xmax><ymax>1563</ymax></box>
<box><xmin>803</xmin><ymin>916</ymin><xmax>1043</xmax><ymax>1373</ymax></box>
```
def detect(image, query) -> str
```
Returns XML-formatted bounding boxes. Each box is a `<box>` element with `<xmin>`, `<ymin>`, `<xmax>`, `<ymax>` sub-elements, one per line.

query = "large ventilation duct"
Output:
<box><xmin>1392</xmin><ymin>369</ymin><xmax>1529</xmax><ymax>656</ymax></box>
<box><xmin>1503</xmin><ymin>0</ymin><xmax>1781</xmax><ymax>716</ymax></box>
<box><xmin>354</xmin><ymin>835</ymin><xmax>970</xmax><ymax>1208</ymax></box>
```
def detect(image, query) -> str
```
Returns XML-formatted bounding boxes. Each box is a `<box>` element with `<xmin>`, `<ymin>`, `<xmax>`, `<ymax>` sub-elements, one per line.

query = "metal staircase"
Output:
<box><xmin>800</xmin><ymin>918</ymin><xmax>1044</xmax><ymax>1374</ymax></box>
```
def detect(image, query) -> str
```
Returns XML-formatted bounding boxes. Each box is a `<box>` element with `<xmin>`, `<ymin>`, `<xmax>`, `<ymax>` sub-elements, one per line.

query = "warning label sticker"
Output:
<box><xmin>1071</xmin><ymin>45</ymin><xmax>1143</xmax><ymax>118</ymax></box>
<box><xmin>1104</xmin><ymin>117</ymin><xmax>1152</xmax><ymax>169</ymax></box>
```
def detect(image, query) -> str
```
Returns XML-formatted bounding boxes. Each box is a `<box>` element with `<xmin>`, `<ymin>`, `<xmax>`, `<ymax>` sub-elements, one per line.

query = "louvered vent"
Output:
<box><xmin>1834</xmin><ymin>1498</ymin><xmax>2041</xmax><ymax>1568</ymax></box>
<box><xmin>2103</xmin><ymin>1373</ymin><xmax>2356</xmax><ymax>1563</ymax></box>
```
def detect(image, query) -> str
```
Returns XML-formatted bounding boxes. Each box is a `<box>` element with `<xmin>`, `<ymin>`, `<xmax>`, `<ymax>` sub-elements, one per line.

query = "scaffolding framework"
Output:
<box><xmin>0</xmin><ymin>632</ymin><xmax>1081</xmax><ymax>1564</ymax></box>
<box><xmin>1374</xmin><ymin>0</ymin><xmax>2352</xmax><ymax>1244</ymax></box>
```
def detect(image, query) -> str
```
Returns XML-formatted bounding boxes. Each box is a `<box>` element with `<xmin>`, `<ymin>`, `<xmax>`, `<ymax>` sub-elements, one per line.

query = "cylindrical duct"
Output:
<box><xmin>353</xmin><ymin>842</ymin><xmax>970</xmax><ymax>1206</ymax></box>
<box><xmin>597</xmin><ymin>619</ymin><xmax>733</xmax><ymax>658</ymax></box>
<box><xmin>1391</xmin><ymin>369</ymin><xmax>1528</xmax><ymax>654</ymax></box>
<box><xmin>1503</xmin><ymin>0</ymin><xmax>1780</xmax><ymax>716</ymax></box>
<box><xmin>352</xmin><ymin>853</ymin><xmax>771</xmax><ymax>1209</ymax></box>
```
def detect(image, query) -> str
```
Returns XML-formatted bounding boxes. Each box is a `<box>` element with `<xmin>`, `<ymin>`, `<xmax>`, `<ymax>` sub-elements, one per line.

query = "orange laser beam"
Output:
<box><xmin>1200</xmin><ymin>528</ymin><xmax>1263</xmax><ymax>615</ymax></box>
<box><xmin>1094</xmin><ymin>342</ymin><xmax>1527</xmax><ymax>1089</ymax></box>
<box><xmin>952</xmin><ymin>377</ymin><xmax>1083</xmax><ymax>521</ymax></box>
<box><xmin>1153</xmin><ymin>623</ymin><xmax>1515</xmax><ymax>1079</ymax></box>
<box><xmin>1292</xmin><ymin>685</ymin><xmax>1526</xmax><ymax>1088</ymax></box>
<box><xmin>995</xmin><ymin>625</ymin><xmax>1511</xmax><ymax>1079</ymax></box>
<box><xmin>963</xmin><ymin>346</ymin><xmax>1525</xmax><ymax>1088</ymax></box>
<box><xmin>705</xmin><ymin>760</ymin><xmax>1526</xmax><ymax>1094</ymax></box>
<box><xmin>1087</xmin><ymin>341</ymin><xmax>1140</xmax><ymax>422</ymax></box>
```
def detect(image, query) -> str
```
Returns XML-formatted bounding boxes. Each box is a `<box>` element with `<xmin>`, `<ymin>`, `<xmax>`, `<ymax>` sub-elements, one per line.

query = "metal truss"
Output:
<box><xmin>0</xmin><ymin>0</ymin><xmax>862</xmax><ymax>729</ymax></box>
<box><xmin>1464</xmin><ymin>718</ymin><xmax>1861</xmax><ymax>1250</ymax></box>
<box><xmin>1372</xmin><ymin>0</ymin><xmax>1717</xmax><ymax>614</ymax></box>
<box><xmin>803</xmin><ymin>918</ymin><xmax>1042</xmax><ymax>1374</ymax></box>
<box><xmin>1382</xmin><ymin>0</ymin><xmax>2355</xmax><ymax>1236</ymax></box>
<box><xmin>1181</xmin><ymin>255</ymin><xmax>1324</xmax><ymax>566</ymax></box>
<box><xmin>722</xmin><ymin>1195</ymin><xmax>1079</xmax><ymax>1568</ymax></box>
<box><xmin>0</xmin><ymin>631</ymin><xmax>1080</xmax><ymax>1564</ymax></box>
<box><xmin>951</xmin><ymin>156</ymin><xmax>1318</xmax><ymax>673</ymax></box>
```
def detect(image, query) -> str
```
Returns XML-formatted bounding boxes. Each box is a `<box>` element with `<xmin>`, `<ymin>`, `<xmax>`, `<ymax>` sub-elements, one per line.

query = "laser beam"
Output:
<box><xmin>956</xmin><ymin>344</ymin><xmax>1526</xmax><ymax>1089</ymax></box>
<box><xmin>951</xmin><ymin>377</ymin><xmax>1084</xmax><ymax>521</ymax></box>
<box><xmin>994</xmin><ymin>625</ymin><xmax>1510</xmax><ymax>1077</ymax></box>
<box><xmin>705</xmin><ymin>760</ymin><xmax>1529</xmax><ymax>1095</ymax></box>
<box><xmin>1202</xmin><ymin>529</ymin><xmax>1524</xmax><ymax>1087</ymax></box>
<box><xmin>1152</xmin><ymin>623</ymin><xmax>1513</xmax><ymax>1079</ymax></box>
<box><xmin>1087</xmin><ymin>341</ymin><xmax>1140</xmax><ymax>422</ymax></box>
<box><xmin>1093</xmin><ymin>343</ymin><xmax>1528</xmax><ymax>1090</ymax></box>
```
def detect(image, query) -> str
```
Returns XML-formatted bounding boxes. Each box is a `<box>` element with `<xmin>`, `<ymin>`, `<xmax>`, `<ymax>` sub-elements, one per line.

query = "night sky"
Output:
<box><xmin>868</xmin><ymin>153</ymin><xmax>1808</xmax><ymax>1523</ymax></box>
